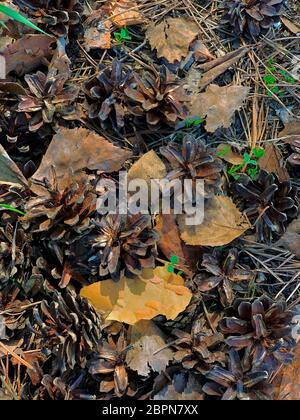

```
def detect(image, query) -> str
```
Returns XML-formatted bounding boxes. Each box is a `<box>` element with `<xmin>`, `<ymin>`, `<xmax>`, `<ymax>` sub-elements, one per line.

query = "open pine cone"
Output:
<box><xmin>223</xmin><ymin>0</ymin><xmax>284</xmax><ymax>38</ymax></box>
<box><xmin>17</xmin><ymin>71</ymin><xmax>78</xmax><ymax>133</ymax></box>
<box><xmin>232</xmin><ymin>170</ymin><xmax>298</xmax><ymax>243</ymax></box>
<box><xmin>24</xmin><ymin>170</ymin><xmax>96</xmax><ymax>243</ymax></box>
<box><xmin>203</xmin><ymin>348</ymin><xmax>270</xmax><ymax>400</ymax></box>
<box><xmin>219</xmin><ymin>296</ymin><xmax>295</xmax><ymax>370</ymax></box>
<box><xmin>15</xmin><ymin>0</ymin><xmax>84</xmax><ymax>37</ymax></box>
<box><xmin>196</xmin><ymin>248</ymin><xmax>254</xmax><ymax>307</ymax></box>
<box><xmin>160</xmin><ymin>135</ymin><xmax>223</xmax><ymax>197</ymax></box>
<box><xmin>125</xmin><ymin>66</ymin><xmax>188</xmax><ymax>128</ymax></box>
<box><xmin>88</xmin><ymin>214</ymin><xmax>159</xmax><ymax>281</ymax></box>
<box><xmin>83</xmin><ymin>59</ymin><xmax>132</xmax><ymax>130</ymax></box>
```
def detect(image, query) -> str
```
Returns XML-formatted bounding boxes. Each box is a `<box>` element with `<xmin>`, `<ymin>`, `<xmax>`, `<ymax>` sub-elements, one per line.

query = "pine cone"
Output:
<box><xmin>203</xmin><ymin>348</ymin><xmax>270</xmax><ymax>400</ymax></box>
<box><xmin>195</xmin><ymin>248</ymin><xmax>254</xmax><ymax>307</ymax></box>
<box><xmin>31</xmin><ymin>288</ymin><xmax>102</xmax><ymax>372</ymax></box>
<box><xmin>15</xmin><ymin>0</ymin><xmax>84</xmax><ymax>37</ymax></box>
<box><xmin>24</xmin><ymin>170</ymin><xmax>96</xmax><ymax>242</ymax></box>
<box><xmin>17</xmin><ymin>71</ymin><xmax>78</xmax><ymax>133</ymax></box>
<box><xmin>232</xmin><ymin>170</ymin><xmax>298</xmax><ymax>243</ymax></box>
<box><xmin>88</xmin><ymin>214</ymin><xmax>159</xmax><ymax>281</ymax></box>
<box><xmin>219</xmin><ymin>296</ymin><xmax>295</xmax><ymax>369</ymax></box>
<box><xmin>172</xmin><ymin>316</ymin><xmax>226</xmax><ymax>374</ymax></box>
<box><xmin>83</xmin><ymin>59</ymin><xmax>132</xmax><ymax>130</ymax></box>
<box><xmin>125</xmin><ymin>66</ymin><xmax>188</xmax><ymax>128</ymax></box>
<box><xmin>223</xmin><ymin>0</ymin><xmax>284</xmax><ymax>38</ymax></box>
<box><xmin>160</xmin><ymin>135</ymin><xmax>223</xmax><ymax>197</ymax></box>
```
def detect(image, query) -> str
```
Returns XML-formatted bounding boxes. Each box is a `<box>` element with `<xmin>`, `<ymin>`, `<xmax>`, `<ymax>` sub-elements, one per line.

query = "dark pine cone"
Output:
<box><xmin>232</xmin><ymin>170</ymin><xmax>298</xmax><ymax>243</ymax></box>
<box><xmin>196</xmin><ymin>248</ymin><xmax>254</xmax><ymax>307</ymax></box>
<box><xmin>203</xmin><ymin>348</ymin><xmax>270</xmax><ymax>400</ymax></box>
<box><xmin>15</xmin><ymin>0</ymin><xmax>84</xmax><ymax>37</ymax></box>
<box><xmin>160</xmin><ymin>134</ymin><xmax>223</xmax><ymax>197</ymax></box>
<box><xmin>88</xmin><ymin>214</ymin><xmax>159</xmax><ymax>281</ymax></box>
<box><xmin>24</xmin><ymin>170</ymin><xmax>96</xmax><ymax>243</ymax></box>
<box><xmin>125</xmin><ymin>66</ymin><xmax>188</xmax><ymax>129</ymax></box>
<box><xmin>219</xmin><ymin>296</ymin><xmax>295</xmax><ymax>370</ymax></box>
<box><xmin>31</xmin><ymin>288</ymin><xmax>102</xmax><ymax>373</ymax></box>
<box><xmin>223</xmin><ymin>0</ymin><xmax>284</xmax><ymax>38</ymax></box>
<box><xmin>83</xmin><ymin>59</ymin><xmax>132</xmax><ymax>130</ymax></box>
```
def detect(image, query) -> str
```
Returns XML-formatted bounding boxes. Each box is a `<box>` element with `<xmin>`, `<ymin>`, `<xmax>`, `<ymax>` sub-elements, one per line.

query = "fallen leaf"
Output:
<box><xmin>153</xmin><ymin>371</ymin><xmax>204</xmax><ymax>400</ymax></box>
<box><xmin>276</xmin><ymin>216</ymin><xmax>300</xmax><ymax>258</ymax></box>
<box><xmin>107</xmin><ymin>0</ymin><xmax>144</xmax><ymax>27</ymax></box>
<box><xmin>0</xmin><ymin>144</ymin><xmax>28</xmax><ymax>188</ymax></box>
<box><xmin>126</xmin><ymin>320</ymin><xmax>173</xmax><ymax>376</ymax></box>
<box><xmin>280</xmin><ymin>121</ymin><xmax>300</xmax><ymax>144</ymax></box>
<box><xmin>189</xmin><ymin>84</ymin><xmax>249</xmax><ymax>133</ymax></box>
<box><xmin>83</xmin><ymin>9</ymin><xmax>112</xmax><ymax>51</ymax></box>
<box><xmin>146</xmin><ymin>18</ymin><xmax>199</xmax><ymax>63</ymax></box>
<box><xmin>258</xmin><ymin>143</ymin><xmax>289</xmax><ymax>181</ymax></box>
<box><xmin>127</xmin><ymin>150</ymin><xmax>166</xmax><ymax>188</ymax></box>
<box><xmin>178</xmin><ymin>195</ymin><xmax>251</xmax><ymax>247</ymax></box>
<box><xmin>198</xmin><ymin>47</ymin><xmax>249</xmax><ymax>91</ymax></box>
<box><xmin>32</xmin><ymin>127</ymin><xmax>132</xmax><ymax>190</ymax></box>
<box><xmin>281</xmin><ymin>17</ymin><xmax>300</xmax><ymax>35</ymax></box>
<box><xmin>1</xmin><ymin>34</ymin><xmax>55</xmax><ymax>76</ymax></box>
<box><xmin>80</xmin><ymin>265</ymin><xmax>192</xmax><ymax>325</ymax></box>
<box><xmin>273</xmin><ymin>344</ymin><xmax>300</xmax><ymax>400</ymax></box>
<box><xmin>216</xmin><ymin>144</ymin><xmax>244</xmax><ymax>165</ymax></box>
<box><xmin>0</xmin><ymin>338</ymin><xmax>23</xmax><ymax>357</ymax></box>
<box><xmin>192</xmin><ymin>40</ymin><xmax>215</xmax><ymax>62</ymax></box>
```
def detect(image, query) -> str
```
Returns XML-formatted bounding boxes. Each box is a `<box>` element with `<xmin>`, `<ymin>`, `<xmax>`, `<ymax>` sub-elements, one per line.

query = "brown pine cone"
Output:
<box><xmin>219</xmin><ymin>296</ymin><xmax>295</xmax><ymax>369</ymax></box>
<box><xmin>24</xmin><ymin>170</ymin><xmax>96</xmax><ymax>242</ymax></box>
<box><xmin>160</xmin><ymin>134</ymin><xmax>223</xmax><ymax>197</ymax></box>
<box><xmin>222</xmin><ymin>0</ymin><xmax>284</xmax><ymax>38</ymax></box>
<box><xmin>203</xmin><ymin>348</ymin><xmax>271</xmax><ymax>400</ymax></box>
<box><xmin>223</xmin><ymin>0</ymin><xmax>284</xmax><ymax>38</ymax></box>
<box><xmin>232</xmin><ymin>170</ymin><xmax>298</xmax><ymax>243</ymax></box>
<box><xmin>196</xmin><ymin>248</ymin><xmax>254</xmax><ymax>307</ymax></box>
<box><xmin>88</xmin><ymin>214</ymin><xmax>159</xmax><ymax>281</ymax></box>
<box><xmin>15</xmin><ymin>0</ymin><xmax>84</xmax><ymax>37</ymax></box>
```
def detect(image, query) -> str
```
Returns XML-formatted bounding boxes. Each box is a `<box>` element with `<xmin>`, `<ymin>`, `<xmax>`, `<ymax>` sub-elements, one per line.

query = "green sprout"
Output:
<box><xmin>264</xmin><ymin>58</ymin><xmax>297</xmax><ymax>97</ymax></box>
<box><xmin>0</xmin><ymin>203</ymin><xmax>26</xmax><ymax>216</ymax></box>
<box><xmin>167</xmin><ymin>255</ymin><xmax>179</xmax><ymax>273</ymax></box>
<box><xmin>184</xmin><ymin>117</ymin><xmax>204</xmax><ymax>128</ymax></box>
<box><xmin>227</xmin><ymin>148</ymin><xmax>265</xmax><ymax>180</ymax></box>
<box><xmin>0</xmin><ymin>4</ymin><xmax>49</xmax><ymax>35</ymax></box>
<box><xmin>114</xmin><ymin>27</ymin><xmax>132</xmax><ymax>44</ymax></box>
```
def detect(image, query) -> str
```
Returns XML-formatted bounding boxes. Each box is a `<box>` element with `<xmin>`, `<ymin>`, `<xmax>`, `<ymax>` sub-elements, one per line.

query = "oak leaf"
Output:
<box><xmin>178</xmin><ymin>195</ymin><xmax>251</xmax><ymax>247</ymax></box>
<box><xmin>32</xmin><ymin>127</ymin><xmax>132</xmax><ymax>191</ymax></box>
<box><xmin>146</xmin><ymin>18</ymin><xmax>199</xmax><ymax>63</ymax></box>
<box><xmin>189</xmin><ymin>84</ymin><xmax>249</xmax><ymax>133</ymax></box>
<box><xmin>126</xmin><ymin>320</ymin><xmax>173</xmax><ymax>376</ymax></box>
<box><xmin>80</xmin><ymin>265</ymin><xmax>192</xmax><ymax>325</ymax></box>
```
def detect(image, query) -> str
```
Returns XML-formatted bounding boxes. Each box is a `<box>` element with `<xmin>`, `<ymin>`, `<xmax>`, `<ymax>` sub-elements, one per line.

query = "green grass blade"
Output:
<box><xmin>0</xmin><ymin>203</ymin><xmax>26</xmax><ymax>216</ymax></box>
<box><xmin>0</xmin><ymin>4</ymin><xmax>50</xmax><ymax>36</ymax></box>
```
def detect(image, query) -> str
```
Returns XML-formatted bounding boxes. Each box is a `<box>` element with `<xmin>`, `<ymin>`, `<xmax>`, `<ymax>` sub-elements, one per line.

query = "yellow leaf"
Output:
<box><xmin>80</xmin><ymin>266</ymin><xmax>192</xmax><ymax>325</ymax></box>
<box><xmin>178</xmin><ymin>195</ymin><xmax>251</xmax><ymax>247</ymax></box>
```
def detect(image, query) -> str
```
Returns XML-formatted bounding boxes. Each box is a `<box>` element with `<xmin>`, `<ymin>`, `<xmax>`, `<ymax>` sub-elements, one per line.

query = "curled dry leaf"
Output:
<box><xmin>258</xmin><ymin>143</ymin><xmax>289</xmax><ymax>182</ymax></box>
<box><xmin>178</xmin><ymin>195</ymin><xmax>251</xmax><ymax>247</ymax></box>
<box><xmin>0</xmin><ymin>144</ymin><xmax>28</xmax><ymax>188</ymax></box>
<box><xmin>126</xmin><ymin>320</ymin><xmax>173</xmax><ymax>377</ymax></box>
<box><xmin>276</xmin><ymin>216</ymin><xmax>300</xmax><ymax>258</ymax></box>
<box><xmin>189</xmin><ymin>84</ymin><xmax>249</xmax><ymax>133</ymax></box>
<box><xmin>32</xmin><ymin>127</ymin><xmax>132</xmax><ymax>191</ymax></box>
<box><xmin>146</xmin><ymin>18</ymin><xmax>199</xmax><ymax>63</ymax></box>
<box><xmin>80</xmin><ymin>265</ymin><xmax>192</xmax><ymax>325</ymax></box>
<box><xmin>1</xmin><ymin>34</ymin><xmax>55</xmax><ymax>76</ymax></box>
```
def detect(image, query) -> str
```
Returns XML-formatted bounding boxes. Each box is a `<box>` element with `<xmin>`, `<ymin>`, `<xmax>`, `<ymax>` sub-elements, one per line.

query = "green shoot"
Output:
<box><xmin>167</xmin><ymin>255</ymin><xmax>179</xmax><ymax>273</ymax></box>
<box><xmin>185</xmin><ymin>117</ymin><xmax>204</xmax><ymax>128</ymax></box>
<box><xmin>0</xmin><ymin>203</ymin><xmax>26</xmax><ymax>216</ymax></box>
<box><xmin>0</xmin><ymin>4</ymin><xmax>49</xmax><ymax>35</ymax></box>
<box><xmin>264</xmin><ymin>59</ymin><xmax>297</xmax><ymax>98</ymax></box>
<box><xmin>114</xmin><ymin>27</ymin><xmax>132</xmax><ymax>44</ymax></box>
<box><xmin>227</xmin><ymin>148</ymin><xmax>265</xmax><ymax>180</ymax></box>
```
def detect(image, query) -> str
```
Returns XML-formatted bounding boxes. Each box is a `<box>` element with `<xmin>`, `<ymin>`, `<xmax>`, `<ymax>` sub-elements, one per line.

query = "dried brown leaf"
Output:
<box><xmin>281</xmin><ymin>17</ymin><xmax>300</xmax><ymax>35</ymax></box>
<box><xmin>146</xmin><ymin>18</ymin><xmax>199</xmax><ymax>63</ymax></box>
<box><xmin>189</xmin><ymin>84</ymin><xmax>249</xmax><ymax>133</ymax></box>
<box><xmin>0</xmin><ymin>144</ymin><xmax>28</xmax><ymax>188</ymax></box>
<box><xmin>32</xmin><ymin>127</ymin><xmax>132</xmax><ymax>191</ymax></box>
<box><xmin>178</xmin><ymin>195</ymin><xmax>251</xmax><ymax>246</ymax></box>
<box><xmin>126</xmin><ymin>320</ymin><xmax>173</xmax><ymax>377</ymax></box>
<box><xmin>274</xmin><ymin>344</ymin><xmax>300</xmax><ymax>400</ymax></box>
<box><xmin>258</xmin><ymin>144</ymin><xmax>289</xmax><ymax>181</ymax></box>
<box><xmin>108</xmin><ymin>0</ymin><xmax>144</xmax><ymax>27</ymax></box>
<box><xmin>1</xmin><ymin>34</ymin><xmax>55</xmax><ymax>76</ymax></box>
<box><xmin>216</xmin><ymin>144</ymin><xmax>244</xmax><ymax>165</ymax></box>
<box><xmin>127</xmin><ymin>150</ymin><xmax>166</xmax><ymax>187</ymax></box>
<box><xmin>276</xmin><ymin>217</ymin><xmax>300</xmax><ymax>258</ymax></box>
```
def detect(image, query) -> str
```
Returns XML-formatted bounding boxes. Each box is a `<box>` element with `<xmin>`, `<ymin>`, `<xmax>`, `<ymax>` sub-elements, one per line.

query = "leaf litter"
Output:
<box><xmin>0</xmin><ymin>0</ymin><xmax>300</xmax><ymax>402</ymax></box>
